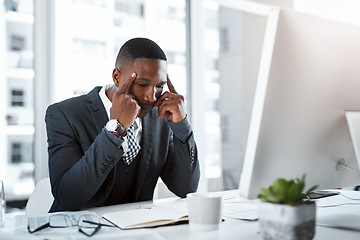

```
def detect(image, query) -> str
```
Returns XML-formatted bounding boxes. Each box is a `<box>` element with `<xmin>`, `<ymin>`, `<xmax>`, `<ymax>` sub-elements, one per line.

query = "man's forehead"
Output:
<box><xmin>133</xmin><ymin>59</ymin><xmax>167</xmax><ymax>77</ymax></box>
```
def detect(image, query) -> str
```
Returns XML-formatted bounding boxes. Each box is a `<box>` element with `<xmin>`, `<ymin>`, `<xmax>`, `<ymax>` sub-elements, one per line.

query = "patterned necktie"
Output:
<box><xmin>123</xmin><ymin>123</ymin><xmax>141</xmax><ymax>165</ymax></box>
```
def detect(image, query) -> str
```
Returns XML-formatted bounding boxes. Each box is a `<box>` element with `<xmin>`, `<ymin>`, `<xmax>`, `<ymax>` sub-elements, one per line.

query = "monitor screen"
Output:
<box><xmin>239</xmin><ymin>8</ymin><xmax>360</xmax><ymax>199</ymax></box>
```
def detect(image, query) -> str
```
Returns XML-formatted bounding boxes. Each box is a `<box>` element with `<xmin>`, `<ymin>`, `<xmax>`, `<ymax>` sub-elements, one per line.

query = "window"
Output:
<box><xmin>52</xmin><ymin>0</ymin><xmax>187</xmax><ymax>199</ymax></box>
<box><xmin>114</xmin><ymin>1</ymin><xmax>144</xmax><ymax>17</ymax></box>
<box><xmin>192</xmin><ymin>0</ymin><xmax>293</xmax><ymax>192</ymax></box>
<box><xmin>72</xmin><ymin>39</ymin><xmax>107</xmax><ymax>57</ymax></box>
<box><xmin>72</xmin><ymin>0</ymin><xmax>106</xmax><ymax>8</ymax></box>
<box><xmin>1</xmin><ymin>0</ymin><xmax>35</xmax><ymax>203</ymax></box>
<box><xmin>11</xmin><ymin>142</ymin><xmax>22</xmax><ymax>163</ymax></box>
<box><xmin>11</xmin><ymin>89</ymin><xmax>24</xmax><ymax>107</ymax></box>
<box><xmin>166</xmin><ymin>51</ymin><xmax>186</xmax><ymax>66</ymax></box>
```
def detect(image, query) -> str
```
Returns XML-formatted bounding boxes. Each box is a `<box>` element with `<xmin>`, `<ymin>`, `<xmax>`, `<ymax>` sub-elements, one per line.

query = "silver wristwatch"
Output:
<box><xmin>105</xmin><ymin>119</ymin><xmax>127</xmax><ymax>138</ymax></box>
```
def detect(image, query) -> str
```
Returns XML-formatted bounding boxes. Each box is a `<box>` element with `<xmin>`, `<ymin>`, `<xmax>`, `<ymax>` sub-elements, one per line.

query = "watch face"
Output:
<box><xmin>106</xmin><ymin>119</ymin><xmax>119</xmax><ymax>132</ymax></box>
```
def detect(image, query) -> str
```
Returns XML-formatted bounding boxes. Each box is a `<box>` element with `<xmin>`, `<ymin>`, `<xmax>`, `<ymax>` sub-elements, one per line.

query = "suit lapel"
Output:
<box><xmin>136</xmin><ymin>110</ymin><xmax>154</xmax><ymax>199</ymax></box>
<box><xmin>86</xmin><ymin>87</ymin><xmax>109</xmax><ymax>133</ymax></box>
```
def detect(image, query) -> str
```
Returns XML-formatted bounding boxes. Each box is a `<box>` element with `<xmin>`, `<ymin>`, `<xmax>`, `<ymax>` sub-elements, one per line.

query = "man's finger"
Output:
<box><xmin>118</xmin><ymin>72</ymin><xmax>137</xmax><ymax>94</ymax></box>
<box><xmin>125</xmin><ymin>93</ymin><xmax>138</xmax><ymax>102</ymax></box>
<box><xmin>154</xmin><ymin>91</ymin><xmax>181</xmax><ymax>108</ymax></box>
<box><xmin>167</xmin><ymin>75</ymin><xmax>178</xmax><ymax>94</ymax></box>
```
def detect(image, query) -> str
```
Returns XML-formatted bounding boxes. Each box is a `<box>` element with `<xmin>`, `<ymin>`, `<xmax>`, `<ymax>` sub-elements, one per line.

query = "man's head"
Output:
<box><xmin>115</xmin><ymin>38</ymin><xmax>167</xmax><ymax>67</ymax></box>
<box><xmin>112</xmin><ymin>38</ymin><xmax>168</xmax><ymax>118</ymax></box>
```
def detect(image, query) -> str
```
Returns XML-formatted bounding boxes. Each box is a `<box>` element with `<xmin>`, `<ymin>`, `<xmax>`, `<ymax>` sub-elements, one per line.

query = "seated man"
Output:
<box><xmin>45</xmin><ymin>38</ymin><xmax>200</xmax><ymax>212</ymax></box>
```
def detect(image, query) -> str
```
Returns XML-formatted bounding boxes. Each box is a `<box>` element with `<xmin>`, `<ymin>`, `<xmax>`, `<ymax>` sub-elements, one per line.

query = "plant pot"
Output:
<box><xmin>258</xmin><ymin>201</ymin><xmax>316</xmax><ymax>240</ymax></box>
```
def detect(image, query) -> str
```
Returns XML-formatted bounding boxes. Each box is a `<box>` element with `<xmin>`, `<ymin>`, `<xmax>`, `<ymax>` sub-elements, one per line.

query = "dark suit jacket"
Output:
<box><xmin>45</xmin><ymin>87</ymin><xmax>200</xmax><ymax>212</ymax></box>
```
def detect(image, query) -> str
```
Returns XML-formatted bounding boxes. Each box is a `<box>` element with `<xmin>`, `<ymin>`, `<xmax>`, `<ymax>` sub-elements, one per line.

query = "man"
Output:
<box><xmin>45</xmin><ymin>38</ymin><xmax>200</xmax><ymax>212</ymax></box>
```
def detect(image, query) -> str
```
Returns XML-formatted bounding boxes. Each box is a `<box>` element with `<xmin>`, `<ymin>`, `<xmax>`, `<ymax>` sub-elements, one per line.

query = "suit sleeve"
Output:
<box><xmin>45</xmin><ymin>103</ymin><xmax>124</xmax><ymax>211</ymax></box>
<box><xmin>160</xmin><ymin>118</ymin><xmax>200</xmax><ymax>198</ymax></box>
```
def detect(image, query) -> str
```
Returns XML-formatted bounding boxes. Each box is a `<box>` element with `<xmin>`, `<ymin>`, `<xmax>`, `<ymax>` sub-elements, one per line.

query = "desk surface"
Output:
<box><xmin>1</xmin><ymin>189</ymin><xmax>360</xmax><ymax>240</ymax></box>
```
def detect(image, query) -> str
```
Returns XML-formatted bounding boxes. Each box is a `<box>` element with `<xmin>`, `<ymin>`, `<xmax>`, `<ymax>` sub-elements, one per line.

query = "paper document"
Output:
<box><xmin>315</xmin><ymin>190</ymin><xmax>360</xmax><ymax>207</ymax></box>
<box><xmin>103</xmin><ymin>199</ymin><xmax>188</xmax><ymax>229</ymax></box>
<box><xmin>221</xmin><ymin>190</ymin><xmax>259</xmax><ymax>221</ymax></box>
<box><xmin>315</xmin><ymin>190</ymin><xmax>360</xmax><ymax>232</ymax></box>
<box><xmin>317</xmin><ymin>213</ymin><xmax>360</xmax><ymax>232</ymax></box>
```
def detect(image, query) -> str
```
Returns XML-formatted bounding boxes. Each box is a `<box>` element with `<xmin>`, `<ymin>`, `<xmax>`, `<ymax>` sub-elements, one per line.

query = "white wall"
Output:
<box><xmin>294</xmin><ymin>0</ymin><xmax>360</xmax><ymax>26</ymax></box>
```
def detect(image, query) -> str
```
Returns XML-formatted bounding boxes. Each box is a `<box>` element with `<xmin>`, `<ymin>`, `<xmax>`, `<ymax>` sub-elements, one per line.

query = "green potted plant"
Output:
<box><xmin>257</xmin><ymin>176</ymin><xmax>317</xmax><ymax>240</ymax></box>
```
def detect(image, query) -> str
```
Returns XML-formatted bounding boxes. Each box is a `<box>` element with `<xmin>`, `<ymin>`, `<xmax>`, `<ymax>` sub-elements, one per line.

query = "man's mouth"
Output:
<box><xmin>140</xmin><ymin>104</ymin><xmax>154</xmax><ymax>113</ymax></box>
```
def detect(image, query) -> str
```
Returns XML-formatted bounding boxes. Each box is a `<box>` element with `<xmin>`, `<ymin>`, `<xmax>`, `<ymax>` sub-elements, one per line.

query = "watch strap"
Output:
<box><xmin>116</xmin><ymin>121</ymin><xmax>127</xmax><ymax>138</ymax></box>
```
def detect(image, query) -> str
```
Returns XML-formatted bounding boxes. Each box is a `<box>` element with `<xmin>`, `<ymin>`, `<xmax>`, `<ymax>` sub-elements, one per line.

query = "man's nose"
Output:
<box><xmin>144</xmin><ymin>87</ymin><xmax>157</xmax><ymax>102</ymax></box>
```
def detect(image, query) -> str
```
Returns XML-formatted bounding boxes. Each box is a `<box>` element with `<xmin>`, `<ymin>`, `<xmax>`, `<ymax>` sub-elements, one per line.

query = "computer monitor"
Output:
<box><xmin>239</xmin><ymin>8</ymin><xmax>360</xmax><ymax>199</ymax></box>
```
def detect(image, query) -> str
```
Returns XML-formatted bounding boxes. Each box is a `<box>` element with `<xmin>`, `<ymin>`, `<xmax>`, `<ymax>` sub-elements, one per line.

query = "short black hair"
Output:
<box><xmin>115</xmin><ymin>38</ymin><xmax>167</xmax><ymax>68</ymax></box>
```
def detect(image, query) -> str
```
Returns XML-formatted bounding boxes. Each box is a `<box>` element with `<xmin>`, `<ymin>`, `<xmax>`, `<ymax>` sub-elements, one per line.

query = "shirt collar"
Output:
<box><xmin>99</xmin><ymin>84</ymin><xmax>112</xmax><ymax>120</ymax></box>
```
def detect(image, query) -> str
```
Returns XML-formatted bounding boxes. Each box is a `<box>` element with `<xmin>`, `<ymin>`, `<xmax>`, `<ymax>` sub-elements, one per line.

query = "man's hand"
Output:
<box><xmin>110</xmin><ymin>72</ymin><xmax>140</xmax><ymax>128</ymax></box>
<box><xmin>155</xmin><ymin>75</ymin><xmax>186</xmax><ymax>123</ymax></box>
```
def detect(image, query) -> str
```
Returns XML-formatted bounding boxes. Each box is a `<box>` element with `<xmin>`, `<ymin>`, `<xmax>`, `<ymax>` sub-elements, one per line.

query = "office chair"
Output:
<box><xmin>25</xmin><ymin>177</ymin><xmax>53</xmax><ymax>215</ymax></box>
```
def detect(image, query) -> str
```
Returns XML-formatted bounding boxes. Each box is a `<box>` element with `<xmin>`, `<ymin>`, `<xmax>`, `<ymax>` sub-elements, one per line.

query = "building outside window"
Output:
<box><xmin>52</xmin><ymin>0</ymin><xmax>187</xmax><ymax>198</ymax></box>
<box><xmin>0</xmin><ymin>0</ymin><xmax>35</xmax><ymax>207</ymax></box>
<box><xmin>10</xmin><ymin>89</ymin><xmax>24</xmax><ymax>107</ymax></box>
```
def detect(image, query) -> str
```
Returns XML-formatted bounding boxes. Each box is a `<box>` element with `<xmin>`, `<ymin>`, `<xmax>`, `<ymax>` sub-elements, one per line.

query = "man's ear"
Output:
<box><xmin>112</xmin><ymin>68</ymin><xmax>121</xmax><ymax>88</ymax></box>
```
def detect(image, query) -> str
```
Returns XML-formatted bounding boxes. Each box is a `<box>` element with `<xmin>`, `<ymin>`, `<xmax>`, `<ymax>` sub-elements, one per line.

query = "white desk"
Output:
<box><xmin>1</xmin><ymin>190</ymin><xmax>360</xmax><ymax>240</ymax></box>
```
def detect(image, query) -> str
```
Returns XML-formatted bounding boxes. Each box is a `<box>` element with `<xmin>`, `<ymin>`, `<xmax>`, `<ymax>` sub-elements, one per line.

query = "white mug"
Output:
<box><xmin>186</xmin><ymin>192</ymin><xmax>222</xmax><ymax>231</ymax></box>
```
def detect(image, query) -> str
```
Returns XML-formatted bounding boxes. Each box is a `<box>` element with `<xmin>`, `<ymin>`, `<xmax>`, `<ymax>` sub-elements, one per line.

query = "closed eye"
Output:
<box><xmin>137</xmin><ymin>82</ymin><xmax>148</xmax><ymax>87</ymax></box>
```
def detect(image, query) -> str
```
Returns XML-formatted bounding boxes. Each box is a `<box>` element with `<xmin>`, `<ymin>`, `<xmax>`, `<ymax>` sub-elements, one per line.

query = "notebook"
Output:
<box><xmin>103</xmin><ymin>201</ymin><xmax>188</xmax><ymax>229</ymax></box>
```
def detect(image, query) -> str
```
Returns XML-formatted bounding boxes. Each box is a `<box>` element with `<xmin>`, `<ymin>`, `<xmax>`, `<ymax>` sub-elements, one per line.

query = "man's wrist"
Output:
<box><xmin>105</xmin><ymin>119</ymin><xmax>127</xmax><ymax>138</ymax></box>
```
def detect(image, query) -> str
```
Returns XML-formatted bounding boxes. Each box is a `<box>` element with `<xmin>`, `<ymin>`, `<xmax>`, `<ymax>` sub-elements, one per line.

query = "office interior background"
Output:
<box><xmin>1</xmin><ymin>0</ymin><xmax>360</xmax><ymax>212</ymax></box>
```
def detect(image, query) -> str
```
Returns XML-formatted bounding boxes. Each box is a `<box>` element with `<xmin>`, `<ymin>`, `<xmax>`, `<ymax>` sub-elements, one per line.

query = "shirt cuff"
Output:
<box><xmin>167</xmin><ymin>115</ymin><xmax>192</xmax><ymax>143</ymax></box>
<box><xmin>102</xmin><ymin>128</ymin><xmax>124</xmax><ymax>147</ymax></box>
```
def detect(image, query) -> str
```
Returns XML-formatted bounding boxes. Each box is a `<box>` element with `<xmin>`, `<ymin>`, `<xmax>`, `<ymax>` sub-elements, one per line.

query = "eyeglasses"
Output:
<box><xmin>27</xmin><ymin>214</ymin><xmax>115</xmax><ymax>237</ymax></box>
